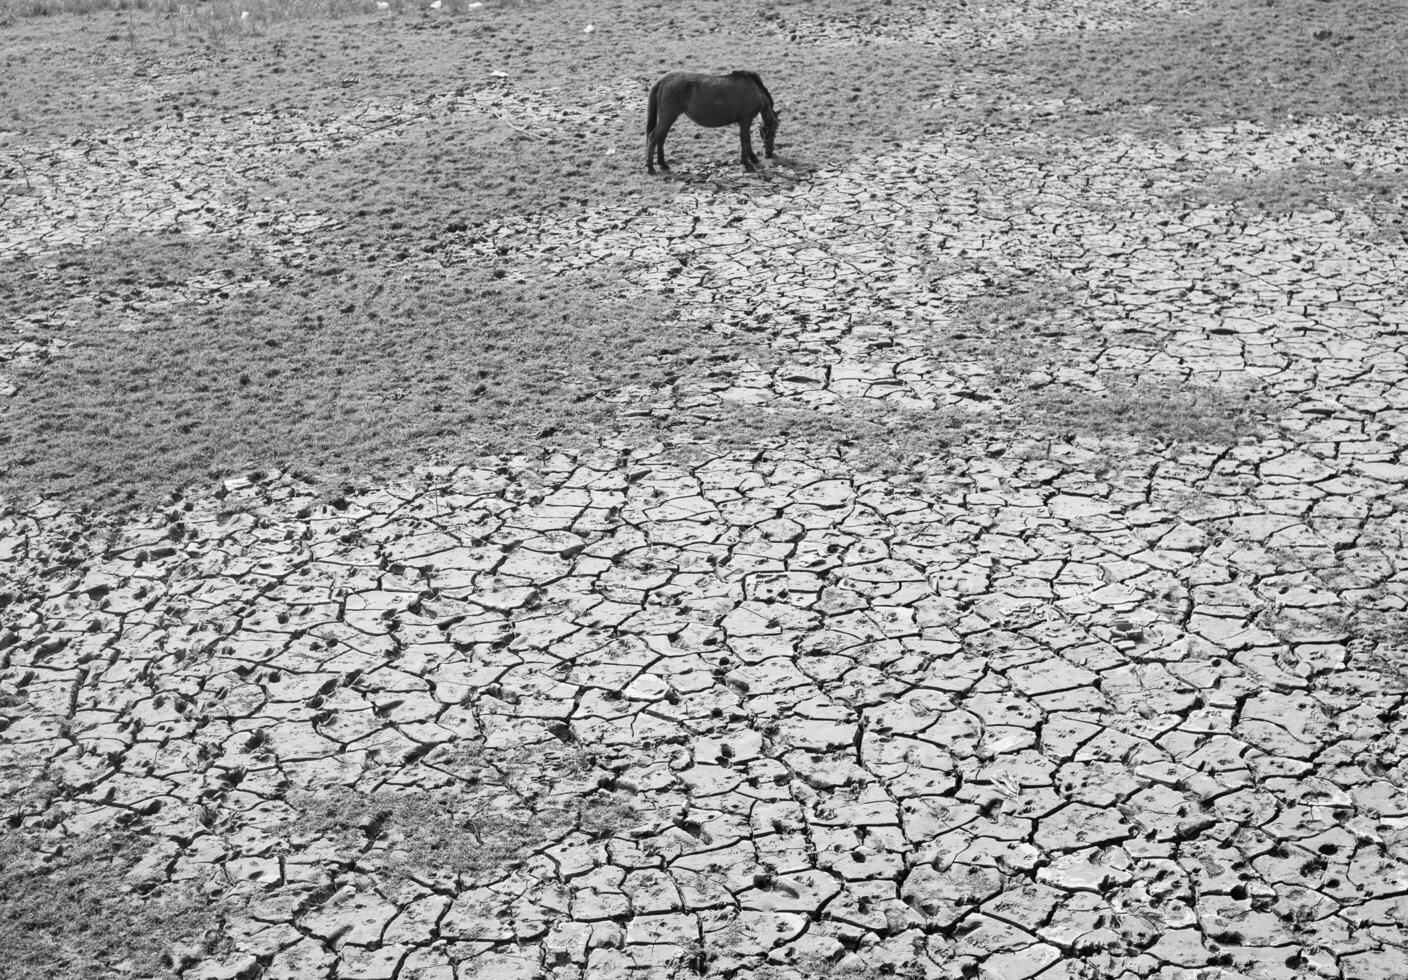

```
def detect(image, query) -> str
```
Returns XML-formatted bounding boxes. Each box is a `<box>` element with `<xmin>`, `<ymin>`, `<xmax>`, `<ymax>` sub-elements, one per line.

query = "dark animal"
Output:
<box><xmin>645</xmin><ymin>70</ymin><xmax>780</xmax><ymax>174</ymax></box>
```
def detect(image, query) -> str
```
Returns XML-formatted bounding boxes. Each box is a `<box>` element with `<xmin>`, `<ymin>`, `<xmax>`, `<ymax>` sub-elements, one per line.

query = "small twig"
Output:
<box><xmin>3</xmin><ymin>155</ymin><xmax>33</xmax><ymax>192</ymax></box>
<box><xmin>481</xmin><ymin>108</ymin><xmax>543</xmax><ymax>140</ymax></box>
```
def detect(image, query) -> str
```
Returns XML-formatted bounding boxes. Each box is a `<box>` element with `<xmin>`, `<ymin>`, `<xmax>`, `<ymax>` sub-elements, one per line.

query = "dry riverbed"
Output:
<box><xmin>3</xmin><ymin>1</ymin><xmax>1408</xmax><ymax>978</ymax></box>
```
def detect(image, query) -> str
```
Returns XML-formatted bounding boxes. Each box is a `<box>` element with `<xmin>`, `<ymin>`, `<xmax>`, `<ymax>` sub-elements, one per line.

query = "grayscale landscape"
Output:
<box><xmin>3</xmin><ymin>1</ymin><xmax>1408</xmax><ymax>977</ymax></box>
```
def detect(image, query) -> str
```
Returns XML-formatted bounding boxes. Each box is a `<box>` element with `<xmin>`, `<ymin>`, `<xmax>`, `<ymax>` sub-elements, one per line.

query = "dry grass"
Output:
<box><xmin>262</xmin><ymin>111</ymin><xmax>661</xmax><ymax>241</ymax></box>
<box><xmin>939</xmin><ymin>276</ymin><xmax>1092</xmax><ymax>381</ymax></box>
<box><xmin>286</xmin><ymin>785</ymin><xmax>641</xmax><ymax>882</ymax></box>
<box><xmin>282</xmin><ymin>741</ymin><xmax>642</xmax><ymax>883</ymax></box>
<box><xmin>683</xmin><ymin>400</ymin><xmax>970</xmax><ymax>474</ymax></box>
<box><xmin>0</xmin><ymin>237</ymin><xmax>746</xmax><ymax>507</ymax></box>
<box><xmin>0</xmin><ymin>829</ymin><xmax>225</xmax><ymax>979</ymax></box>
<box><xmin>12</xmin><ymin>0</ymin><xmax>1406</xmax><ymax>150</ymax></box>
<box><xmin>1018</xmin><ymin>379</ymin><xmax>1264</xmax><ymax>447</ymax></box>
<box><xmin>0</xmin><ymin>225</ymin><xmax>1272</xmax><ymax>510</ymax></box>
<box><xmin>0</xmin><ymin>0</ymin><xmax>470</xmax><ymax>26</ymax></box>
<box><xmin>1009</xmin><ymin>0</ymin><xmax>1408</xmax><ymax>136</ymax></box>
<box><xmin>1179</xmin><ymin>160</ymin><xmax>1408</xmax><ymax>239</ymax></box>
<box><xmin>752</xmin><ymin>951</ymin><xmax>930</xmax><ymax>980</ymax></box>
<box><xmin>929</xmin><ymin>273</ymin><xmax>1267</xmax><ymax>446</ymax></box>
<box><xmin>3</xmin><ymin>0</ymin><xmax>1405</xmax><ymax>511</ymax></box>
<box><xmin>1349</xmin><ymin>610</ymin><xmax>1408</xmax><ymax>690</ymax></box>
<box><xmin>1191</xmin><ymin>161</ymin><xmax>1408</xmax><ymax>212</ymax></box>
<box><xmin>674</xmin><ymin>370</ymin><xmax>1263</xmax><ymax>475</ymax></box>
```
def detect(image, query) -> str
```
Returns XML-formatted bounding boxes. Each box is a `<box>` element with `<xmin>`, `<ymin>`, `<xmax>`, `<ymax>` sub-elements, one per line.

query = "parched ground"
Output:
<box><xmin>4</xmin><ymin>1</ymin><xmax>1408</xmax><ymax>978</ymax></box>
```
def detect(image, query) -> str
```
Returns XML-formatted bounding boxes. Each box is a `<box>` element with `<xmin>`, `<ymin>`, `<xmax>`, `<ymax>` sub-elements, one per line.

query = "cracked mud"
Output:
<box><xmin>4</xmin><ymin>2</ymin><xmax>1408</xmax><ymax>979</ymax></box>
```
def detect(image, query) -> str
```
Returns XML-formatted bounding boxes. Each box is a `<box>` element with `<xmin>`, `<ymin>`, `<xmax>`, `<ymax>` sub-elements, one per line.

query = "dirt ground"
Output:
<box><xmin>3</xmin><ymin>1</ymin><xmax>1408</xmax><ymax>978</ymax></box>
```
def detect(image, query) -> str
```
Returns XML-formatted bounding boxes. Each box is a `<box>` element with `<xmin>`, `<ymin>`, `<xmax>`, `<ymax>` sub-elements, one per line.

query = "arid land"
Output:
<box><xmin>3</xmin><ymin>1</ymin><xmax>1408</xmax><ymax>978</ymax></box>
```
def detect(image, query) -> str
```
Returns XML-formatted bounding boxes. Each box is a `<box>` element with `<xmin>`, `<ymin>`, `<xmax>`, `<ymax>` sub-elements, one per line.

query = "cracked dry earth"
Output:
<box><xmin>7</xmin><ymin>21</ymin><xmax>1408</xmax><ymax>980</ymax></box>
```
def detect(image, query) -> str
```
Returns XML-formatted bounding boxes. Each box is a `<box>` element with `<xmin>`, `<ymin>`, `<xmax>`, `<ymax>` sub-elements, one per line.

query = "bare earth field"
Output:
<box><xmin>4</xmin><ymin>1</ymin><xmax>1408</xmax><ymax>978</ymax></box>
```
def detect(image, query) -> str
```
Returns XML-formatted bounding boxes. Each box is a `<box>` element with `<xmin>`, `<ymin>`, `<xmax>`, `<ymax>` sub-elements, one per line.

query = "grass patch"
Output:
<box><xmin>681</xmin><ymin>400</ymin><xmax>969</xmax><ymax>475</ymax></box>
<box><xmin>957</xmin><ymin>280</ymin><xmax>1079</xmax><ymax>336</ymax></box>
<box><xmin>282</xmin><ymin>741</ymin><xmax>642</xmax><ymax>883</ymax></box>
<box><xmin>8</xmin><ymin>0</ymin><xmax>1408</xmax><ymax>147</ymax></box>
<box><xmin>939</xmin><ymin>276</ymin><xmax>1091</xmax><ymax>382</ymax></box>
<box><xmin>0</xmin><ymin>0</ymin><xmax>467</xmax><ymax>26</ymax></box>
<box><xmin>7</xmin><ymin>0</ymin><xmax>1408</xmax><ymax>221</ymax></box>
<box><xmin>285</xmin><ymin>785</ymin><xmax>642</xmax><ymax>882</ymax></box>
<box><xmin>754</xmin><ymin>959</ymin><xmax>920</xmax><ymax>980</ymax></box>
<box><xmin>1191</xmin><ymin>162</ymin><xmax>1408</xmax><ymax>213</ymax></box>
<box><xmin>0</xmin><ymin>221</ymin><xmax>1269</xmax><ymax>511</ymax></box>
<box><xmin>3</xmin><ymin>0</ymin><xmax>1397</xmax><ymax>509</ymax></box>
<box><xmin>1003</xmin><ymin>0</ymin><xmax>1408</xmax><ymax>135</ymax></box>
<box><xmin>929</xmin><ymin>269</ymin><xmax>1107</xmax><ymax>387</ymax></box>
<box><xmin>262</xmin><ymin>111</ymin><xmax>660</xmax><ymax>241</ymax></box>
<box><xmin>1179</xmin><ymin>160</ymin><xmax>1408</xmax><ymax>237</ymax></box>
<box><xmin>0</xmin><ymin>238</ymin><xmax>747</xmax><ymax>509</ymax></box>
<box><xmin>1</xmin><ymin>231</ymin><xmax>271</xmax><ymax>313</ymax></box>
<box><xmin>1017</xmin><ymin>379</ymin><xmax>1263</xmax><ymax>446</ymax></box>
<box><xmin>1349</xmin><ymin>610</ymin><xmax>1408</xmax><ymax>689</ymax></box>
<box><xmin>684</xmin><ymin>378</ymin><xmax>1262</xmax><ymax>469</ymax></box>
<box><xmin>927</xmin><ymin>273</ymin><xmax>1266</xmax><ymax>445</ymax></box>
<box><xmin>0</xmin><ymin>828</ymin><xmax>225</xmax><ymax>979</ymax></box>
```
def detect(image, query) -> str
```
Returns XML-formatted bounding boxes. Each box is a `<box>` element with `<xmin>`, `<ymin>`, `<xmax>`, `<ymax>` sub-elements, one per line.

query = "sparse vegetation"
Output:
<box><xmin>4</xmin><ymin>6</ymin><xmax>1408</xmax><ymax>980</ymax></box>
<box><xmin>1190</xmin><ymin>161</ymin><xmax>1408</xmax><ymax>214</ymax></box>
<box><xmin>9</xmin><ymin>0</ymin><xmax>1408</xmax><ymax>150</ymax></box>
<box><xmin>1180</xmin><ymin>160</ymin><xmax>1408</xmax><ymax>239</ymax></box>
<box><xmin>939</xmin><ymin>276</ymin><xmax>1091</xmax><ymax>383</ymax></box>
<box><xmin>0</xmin><ymin>828</ymin><xmax>226</xmax><ymax>979</ymax></box>
<box><xmin>285</xmin><ymin>785</ymin><xmax>559</xmax><ymax>882</ymax></box>
<box><xmin>0</xmin><ymin>240</ymin><xmax>741</xmax><ymax>507</ymax></box>
<box><xmin>1009</xmin><ymin>0</ymin><xmax>1408</xmax><ymax>136</ymax></box>
<box><xmin>0</xmin><ymin>0</ymin><xmax>471</xmax><ymax>28</ymax></box>
<box><xmin>957</xmin><ymin>280</ymin><xmax>1081</xmax><ymax>337</ymax></box>
<box><xmin>752</xmin><ymin>950</ymin><xmax>930</xmax><ymax>980</ymax></box>
<box><xmin>924</xmin><ymin>270</ymin><xmax>1270</xmax><ymax>446</ymax></box>
<box><xmin>1017</xmin><ymin>378</ymin><xmax>1266</xmax><ymax>446</ymax></box>
<box><xmin>1350</xmin><ymin>610</ymin><xmax>1408</xmax><ymax>689</ymax></box>
<box><xmin>686</xmin><ymin>400</ymin><xmax>969</xmax><ymax>475</ymax></box>
<box><xmin>3</xmin><ymin>0</ymin><xmax>1403</xmax><ymax>513</ymax></box>
<box><xmin>281</xmin><ymin>741</ymin><xmax>642</xmax><ymax>882</ymax></box>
